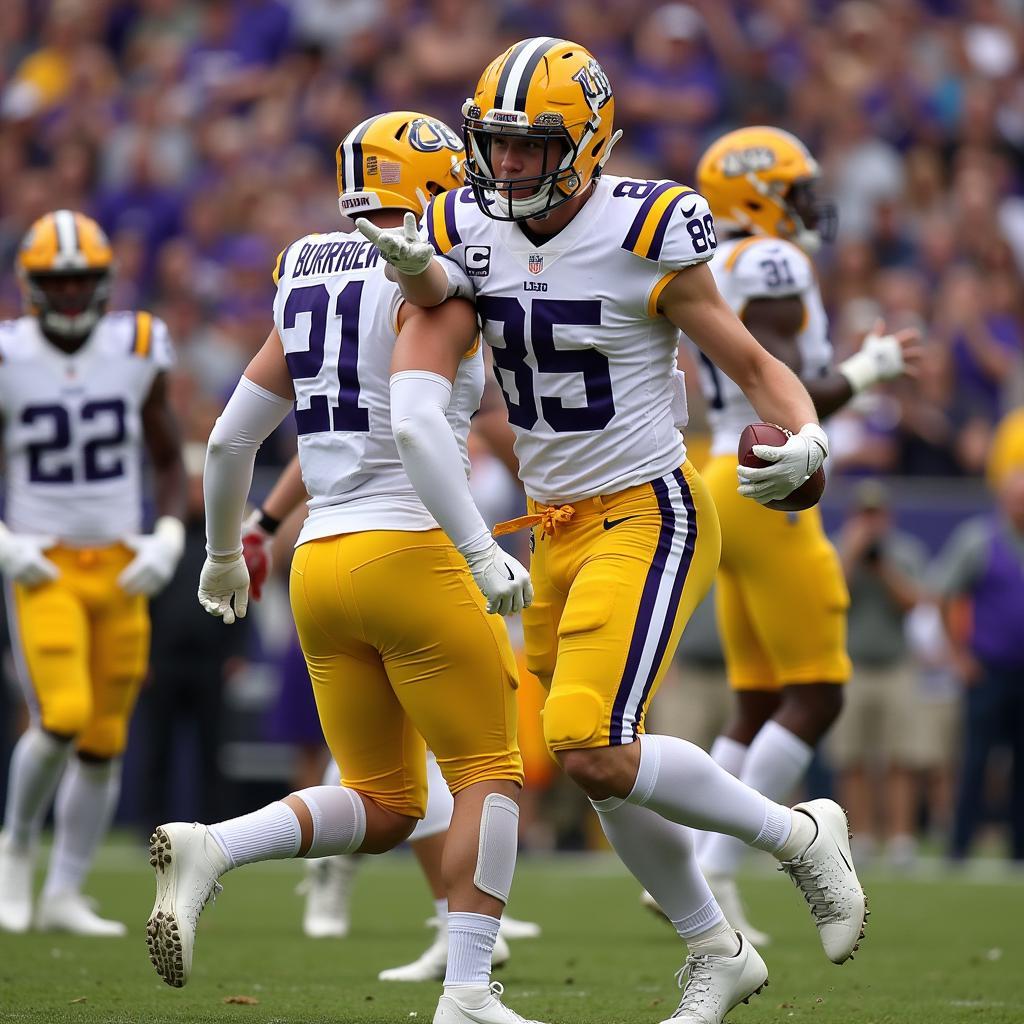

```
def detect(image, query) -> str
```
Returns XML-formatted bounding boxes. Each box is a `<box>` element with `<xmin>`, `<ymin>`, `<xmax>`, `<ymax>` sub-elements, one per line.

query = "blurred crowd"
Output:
<box><xmin>1</xmin><ymin>0</ymin><xmax>1023</xmax><ymax>474</ymax></box>
<box><xmin>1</xmin><ymin>0</ymin><xmax>1023</xmax><ymax>863</ymax></box>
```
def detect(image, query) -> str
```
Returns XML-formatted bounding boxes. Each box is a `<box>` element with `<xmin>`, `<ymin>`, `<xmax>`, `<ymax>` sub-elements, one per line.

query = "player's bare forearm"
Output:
<box><xmin>261</xmin><ymin>455</ymin><xmax>308</xmax><ymax>522</ymax></box>
<box><xmin>742</xmin><ymin>296</ymin><xmax>853</xmax><ymax>419</ymax></box>
<box><xmin>386</xmin><ymin>259</ymin><xmax>450</xmax><ymax>308</ymax></box>
<box><xmin>141</xmin><ymin>372</ymin><xmax>187</xmax><ymax>520</ymax></box>
<box><xmin>392</xmin><ymin>298</ymin><xmax>479</xmax><ymax>380</ymax></box>
<box><xmin>660</xmin><ymin>263</ymin><xmax>817</xmax><ymax>432</ymax></box>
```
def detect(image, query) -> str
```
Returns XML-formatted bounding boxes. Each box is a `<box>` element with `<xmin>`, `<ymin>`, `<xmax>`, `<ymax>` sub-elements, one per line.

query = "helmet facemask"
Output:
<box><xmin>25</xmin><ymin>269</ymin><xmax>111</xmax><ymax>342</ymax></box>
<box><xmin>782</xmin><ymin>179</ymin><xmax>837</xmax><ymax>253</ymax></box>
<box><xmin>463</xmin><ymin>107</ymin><xmax>596</xmax><ymax>221</ymax></box>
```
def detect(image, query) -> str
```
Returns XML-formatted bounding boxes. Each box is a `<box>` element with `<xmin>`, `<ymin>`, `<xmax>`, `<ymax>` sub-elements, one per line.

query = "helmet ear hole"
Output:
<box><xmin>745</xmin><ymin>200</ymin><xmax>762</xmax><ymax>211</ymax></box>
<box><xmin>425</xmin><ymin>180</ymin><xmax>445</xmax><ymax>197</ymax></box>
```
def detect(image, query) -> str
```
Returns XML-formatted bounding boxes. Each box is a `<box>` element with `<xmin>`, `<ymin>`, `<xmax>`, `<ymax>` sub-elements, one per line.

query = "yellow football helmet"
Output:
<box><xmin>697</xmin><ymin>126</ymin><xmax>835</xmax><ymax>251</ymax></box>
<box><xmin>462</xmin><ymin>37</ymin><xmax>619</xmax><ymax>220</ymax></box>
<box><xmin>336</xmin><ymin>110</ymin><xmax>465</xmax><ymax>219</ymax></box>
<box><xmin>17</xmin><ymin>210</ymin><xmax>114</xmax><ymax>339</ymax></box>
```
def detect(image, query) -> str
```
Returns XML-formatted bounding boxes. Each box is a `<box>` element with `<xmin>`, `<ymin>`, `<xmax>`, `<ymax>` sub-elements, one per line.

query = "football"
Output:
<box><xmin>738</xmin><ymin>422</ymin><xmax>826</xmax><ymax>512</ymax></box>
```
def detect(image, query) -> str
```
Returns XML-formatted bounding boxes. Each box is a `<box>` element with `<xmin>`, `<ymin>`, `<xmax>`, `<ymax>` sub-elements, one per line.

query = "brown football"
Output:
<box><xmin>738</xmin><ymin>422</ymin><xmax>826</xmax><ymax>512</ymax></box>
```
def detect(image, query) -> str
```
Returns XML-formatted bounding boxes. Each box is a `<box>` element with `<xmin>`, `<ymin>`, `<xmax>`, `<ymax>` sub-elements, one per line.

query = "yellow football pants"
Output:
<box><xmin>289</xmin><ymin>530</ymin><xmax>523</xmax><ymax>819</ymax></box>
<box><xmin>522</xmin><ymin>462</ymin><xmax>721</xmax><ymax>752</ymax></box>
<box><xmin>10</xmin><ymin>543</ymin><xmax>150</xmax><ymax>759</ymax></box>
<box><xmin>703</xmin><ymin>455</ymin><xmax>851</xmax><ymax>689</ymax></box>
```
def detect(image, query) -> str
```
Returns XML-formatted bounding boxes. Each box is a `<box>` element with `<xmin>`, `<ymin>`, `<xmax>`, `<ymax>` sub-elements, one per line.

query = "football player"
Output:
<box><xmin>359</xmin><ymin>38</ymin><xmax>866</xmax><ymax>1024</ymax></box>
<box><xmin>691</xmin><ymin>127</ymin><xmax>919</xmax><ymax>943</ymax></box>
<box><xmin>241</xmin><ymin>460</ymin><xmax>538</xmax><ymax>977</ymax></box>
<box><xmin>145</xmin><ymin>112</ymin><xmax>542</xmax><ymax>1024</ymax></box>
<box><xmin>0</xmin><ymin>211</ymin><xmax>186</xmax><ymax>936</ymax></box>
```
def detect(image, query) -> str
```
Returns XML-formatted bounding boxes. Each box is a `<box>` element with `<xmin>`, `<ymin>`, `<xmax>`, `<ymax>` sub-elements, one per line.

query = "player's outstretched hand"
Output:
<box><xmin>119</xmin><ymin>516</ymin><xmax>185</xmax><ymax>596</ymax></box>
<box><xmin>240</xmin><ymin>510</ymin><xmax>273</xmax><ymax>601</ymax></box>
<box><xmin>839</xmin><ymin>319</ymin><xmax>922</xmax><ymax>391</ymax></box>
<box><xmin>465</xmin><ymin>541</ymin><xmax>534</xmax><ymax>616</ymax></box>
<box><xmin>355</xmin><ymin>212</ymin><xmax>434</xmax><ymax>275</ymax></box>
<box><xmin>737</xmin><ymin>422</ymin><xmax>829</xmax><ymax>504</ymax></box>
<box><xmin>198</xmin><ymin>551</ymin><xmax>250</xmax><ymax>624</ymax></box>
<box><xmin>0</xmin><ymin>525</ymin><xmax>59</xmax><ymax>588</ymax></box>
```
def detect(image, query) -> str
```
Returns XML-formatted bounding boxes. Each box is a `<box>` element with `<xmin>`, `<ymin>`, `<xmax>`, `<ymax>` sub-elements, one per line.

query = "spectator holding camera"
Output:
<box><xmin>831</xmin><ymin>480</ymin><xmax>928</xmax><ymax>865</ymax></box>
<box><xmin>933</xmin><ymin>466</ymin><xmax>1024</xmax><ymax>862</ymax></box>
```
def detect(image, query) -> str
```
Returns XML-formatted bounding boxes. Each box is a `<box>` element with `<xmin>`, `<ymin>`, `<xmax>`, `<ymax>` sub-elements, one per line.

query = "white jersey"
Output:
<box><xmin>0</xmin><ymin>311</ymin><xmax>174</xmax><ymax>544</ymax></box>
<box><xmin>698</xmin><ymin>235</ymin><xmax>832</xmax><ymax>457</ymax></box>
<box><xmin>425</xmin><ymin>175</ymin><xmax>716</xmax><ymax>505</ymax></box>
<box><xmin>272</xmin><ymin>230</ymin><xmax>483</xmax><ymax>545</ymax></box>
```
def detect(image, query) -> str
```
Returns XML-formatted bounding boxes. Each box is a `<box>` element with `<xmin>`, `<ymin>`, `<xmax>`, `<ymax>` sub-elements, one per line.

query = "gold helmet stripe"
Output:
<box><xmin>132</xmin><ymin>311</ymin><xmax>153</xmax><ymax>357</ymax></box>
<box><xmin>53</xmin><ymin>209</ymin><xmax>79</xmax><ymax>262</ymax></box>
<box><xmin>495</xmin><ymin>36</ymin><xmax>560</xmax><ymax>111</ymax></box>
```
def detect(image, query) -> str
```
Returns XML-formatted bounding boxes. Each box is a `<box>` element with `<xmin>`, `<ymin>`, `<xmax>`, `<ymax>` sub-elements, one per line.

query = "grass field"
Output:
<box><xmin>1</xmin><ymin>843</ymin><xmax>1022</xmax><ymax>1024</ymax></box>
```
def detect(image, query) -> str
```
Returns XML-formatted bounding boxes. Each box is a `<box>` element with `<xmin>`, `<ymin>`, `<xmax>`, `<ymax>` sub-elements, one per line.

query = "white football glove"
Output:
<box><xmin>198</xmin><ymin>549</ymin><xmax>249</xmax><ymax>624</ymax></box>
<box><xmin>0</xmin><ymin>523</ymin><xmax>59</xmax><ymax>588</ymax></box>
<box><xmin>838</xmin><ymin>321</ymin><xmax>909</xmax><ymax>392</ymax></box>
<box><xmin>355</xmin><ymin>211</ymin><xmax>434</xmax><ymax>275</ymax></box>
<box><xmin>737</xmin><ymin>423</ymin><xmax>829</xmax><ymax>504</ymax></box>
<box><xmin>464</xmin><ymin>540</ymin><xmax>534</xmax><ymax>616</ymax></box>
<box><xmin>118</xmin><ymin>516</ymin><xmax>185</xmax><ymax>597</ymax></box>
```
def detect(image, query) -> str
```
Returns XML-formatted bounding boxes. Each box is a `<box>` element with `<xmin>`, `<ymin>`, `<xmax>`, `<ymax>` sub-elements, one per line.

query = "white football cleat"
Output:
<box><xmin>658</xmin><ymin>933</ymin><xmax>768</xmax><ymax>1024</ymax></box>
<box><xmin>498</xmin><ymin>914</ymin><xmax>541</xmax><ymax>940</ymax></box>
<box><xmin>434</xmin><ymin>981</ymin><xmax>545</xmax><ymax>1024</ymax></box>
<box><xmin>0</xmin><ymin>835</ymin><xmax>35</xmax><ymax>933</ymax></box>
<box><xmin>704</xmin><ymin>875</ymin><xmax>771</xmax><ymax>947</ymax></box>
<box><xmin>36</xmin><ymin>891</ymin><xmax>127</xmax><ymax>936</ymax></box>
<box><xmin>300</xmin><ymin>855</ymin><xmax>360</xmax><ymax>938</ymax></box>
<box><xmin>778</xmin><ymin>800</ymin><xmax>867</xmax><ymax>964</ymax></box>
<box><xmin>380</xmin><ymin>920</ymin><xmax>510</xmax><ymax>982</ymax></box>
<box><xmin>146</xmin><ymin>822</ymin><xmax>230</xmax><ymax>987</ymax></box>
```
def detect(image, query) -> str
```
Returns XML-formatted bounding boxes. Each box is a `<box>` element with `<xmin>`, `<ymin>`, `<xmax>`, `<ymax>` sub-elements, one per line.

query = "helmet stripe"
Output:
<box><xmin>54</xmin><ymin>209</ymin><xmax>79</xmax><ymax>260</ymax></box>
<box><xmin>497</xmin><ymin>37</ymin><xmax>559</xmax><ymax>112</ymax></box>
<box><xmin>341</xmin><ymin>115</ymin><xmax>383</xmax><ymax>193</ymax></box>
<box><xmin>494</xmin><ymin>39</ymin><xmax>534</xmax><ymax>109</ymax></box>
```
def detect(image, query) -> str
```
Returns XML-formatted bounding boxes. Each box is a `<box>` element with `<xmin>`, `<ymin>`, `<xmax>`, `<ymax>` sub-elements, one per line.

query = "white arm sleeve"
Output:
<box><xmin>389</xmin><ymin>370</ymin><xmax>493</xmax><ymax>557</ymax></box>
<box><xmin>205</xmin><ymin>376</ymin><xmax>293</xmax><ymax>557</ymax></box>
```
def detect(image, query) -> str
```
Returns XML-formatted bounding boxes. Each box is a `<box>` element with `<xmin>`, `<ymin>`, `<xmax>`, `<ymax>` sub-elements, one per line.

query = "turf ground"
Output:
<box><xmin>1</xmin><ymin>843</ymin><xmax>1021</xmax><ymax>1024</ymax></box>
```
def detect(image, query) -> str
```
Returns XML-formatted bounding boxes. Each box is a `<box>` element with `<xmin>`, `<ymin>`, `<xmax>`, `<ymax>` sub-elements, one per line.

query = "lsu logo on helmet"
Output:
<box><xmin>697</xmin><ymin>126</ymin><xmax>835</xmax><ymax>252</ymax></box>
<box><xmin>336</xmin><ymin>111</ymin><xmax>465</xmax><ymax>218</ymax></box>
<box><xmin>462</xmin><ymin>38</ymin><xmax>621</xmax><ymax>221</ymax></box>
<box><xmin>17</xmin><ymin>210</ymin><xmax>114</xmax><ymax>340</ymax></box>
<box><xmin>407</xmin><ymin>117</ymin><xmax>463</xmax><ymax>155</ymax></box>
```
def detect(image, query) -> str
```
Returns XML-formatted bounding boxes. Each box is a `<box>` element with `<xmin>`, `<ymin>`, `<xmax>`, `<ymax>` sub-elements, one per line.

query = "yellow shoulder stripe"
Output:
<box><xmin>273</xmin><ymin>247</ymin><xmax>287</xmax><ymax>285</ymax></box>
<box><xmin>431</xmin><ymin>197</ymin><xmax>454</xmax><ymax>254</ymax></box>
<box><xmin>133</xmin><ymin>311</ymin><xmax>153</xmax><ymax>357</ymax></box>
<box><xmin>625</xmin><ymin>185</ymin><xmax>694</xmax><ymax>261</ymax></box>
<box><xmin>723</xmin><ymin>236</ymin><xmax>764</xmax><ymax>271</ymax></box>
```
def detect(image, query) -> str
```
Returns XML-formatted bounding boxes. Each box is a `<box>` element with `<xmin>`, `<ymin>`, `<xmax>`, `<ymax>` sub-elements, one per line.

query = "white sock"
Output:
<box><xmin>701</xmin><ymin>722</ymin><xmax>814</xmax><ymax>877</ymax></box>
<box><xmin>411</xmin><ymin>752</ymin><xmax>454</xmax><ymax>842</ymax></box>
<box><xmin>696</xmin><ymin>735</ymin><xmax>749</xmax><ymax>857</ymax></box>
<box><xmin>434</xmin><ymin>898</ymin><xmax>449</xmax><ymax>925</ymax></box>
<box><xmin>209</xmin><ymin>802</ymin><xmax>302</xmax><ymax>868</ymax></box>
<box><xmin>622</xmin><ymin>734</ymin><xmax>793</xmax><ymax>853</ymax></box>
<box><xmin>444</xmin><ymin>911</ymin><xmax>499</xmax><ymax>987</ymax></box>
<box><xmin>686</xmin><ymin>917</ymin><xmax>741</xmax><ymax>957</ymax></box>
<box><xmin>592</xmin><ymin>797</ymin><xmax>722</xmax><ymax>940</ymax></box>
<box><xmin>42</xmin><ymin>757</ymin><xmax>121</xmax><ymax>898</ymax></box>
<box><xmin>3</xmin><ymin>727</ymin><xmax>72</xmax><ymax>850</ymax></box>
